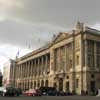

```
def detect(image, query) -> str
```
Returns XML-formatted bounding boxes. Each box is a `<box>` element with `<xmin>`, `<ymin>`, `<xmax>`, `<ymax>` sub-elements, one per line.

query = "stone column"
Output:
<box><xmin>35</xmin><ymin>59</ymin><xmax>37</xmax><ymax>76</ymax></box>
<box><xmin>71</xmin><ymin>38</ymin><xmax>75</xmax><ymax>93</ymax></box>
<box><xmin>38</xmin><ymin>58</ymin><xmax>40</xmax><ymax>76</ymax></box>
<box><xmin>84</xmin><ymin>40</ymin><xmax>88</xmax><ymax>92</ymax></box>
<box><xmin>15</xmin><ymin>65</ymin><xmax>18</xmax><ymax>87</ymax></box>
<box><xmin>19</xmin><ymin>65</ymin><xmax>20</xmax><ymax>79</ymax></box>
<box><xmin>65</xmin><ymin>45</ymin><xmax>67</xmax><ymax>73</ymax></box>
<box><xmin>20</xmin><ymin>64</ymin><xmax>22</xmax><ymax>80</ymax></box>
<box><xmin>45</xmin><ymin>55</ymin><xmax>48</xmax><ymax>74</ymax></box>
<box><xmin>18</xmin><ymin>65</ymin><xmax>20</xmax><ymax>79</ymax></box>
<box><xmin>80</xmin><ymin>34</ymin><xmax>84</xmax><ymax>94</ymax></box>
<box><xmin>28</xmin><ymin>61</ymin><xmax>31</xmax><ymax>77</ymax></box>
<box><xmin>94</xmin><ymin>42</ymin><xmax>97</xmax><ymax>68</ymax></box>
<box><xmin>34</xmin><ymin>59</ymin><xmax>36</xmax><ymax>76</ymax></box>
<box><xmin>24</xmin><ymin>63</ymin><xmax>26</xmax><ymax>78</ymax></box>
<box><xmin>33</xmin><ymin>60</ymin><xmax>35</xmax><ymax>77</ymax></box>
<box><xmin>22</xmin><ymin>64</ymin><xmax>23</xmax><ymax>78</ymax></box>
<box><xmin>20</xmin><ymin>65</ymin><xmax>21</xmax><ymax>79</ymax></box>
<box><xmin>32</xmin><ymin>60</ymin><xmax>34</xmax><ymax>77</ymax></box>
<box><xmin>17</xmin><ymin>65</ymin><xmax>19</xmax><ymax>79</ymax></box>
<box><xmin>37</xmin><ymin>58</ymin><xmax>40</xmax><ymax>76</ymax></box>
<box><xmin>28</xmin><ymin>61</ymin><xmax>30</xmax><ymax>78</ymax></box>
<box><xmin>22</xmin><ymin>64</ymin><xmax>24</xmax><ymax>79</ymax></box>
<box><xmin>25</xmin><ymin>62</ymin><xmax>28</xmax><ymax>78</ymax></box>
<box><xmin>29</xmin><ymin>61</ymin><xmax>31</xmax><ymax>78</ymax></box>
<box><xmin>31</xmin><ymin>61</ymin><xmax>33</xmax><ymax>77</ymax></box>
<box><xmin>59</xmin><ymin>48</ymin><xmax>61</xmax><ymax>72</ymax></box>
<box><xmin>85</xmin><ymin>40</ymin><xmax>88</xmax><ymax>68</ymax></box>
<box><xmin>50</xmin><ymin>48</ymin><xmax>55</xmax><ymax>74</ymax></box>
<box><xmin>47</xmin><ymin>54</ymin><xmax>50</xmax><ymax>74</ymax></box>
<box><xmin>31</xmin><ymin>60</ymin><xmax>33</xmax><ymax>77</ymax></box>
<box><xmin>41</xmin><ymin>56</ymin><xmax>44</xmax><ymax>75</ymax></box>
<box><xmin>30</xmin><ymin>61</ymin><xmax>32</xmax><ymax>77</ymax></box>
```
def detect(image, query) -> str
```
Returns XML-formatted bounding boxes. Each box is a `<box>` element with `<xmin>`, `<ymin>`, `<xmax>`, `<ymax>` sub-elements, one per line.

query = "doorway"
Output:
<box><xmin>59</xmin><ymin>78</ymin><xmax>63</xmax><ymax>91</ymax></box>
<box><xmin>66</xmin><ymin>81</ymin><xmax>69</xmax><ymax>92</ymax></box>
<box><xmin>90</xmin><ymin>81</ymin><xmax>95</xmax><ymax>93</ymax></box>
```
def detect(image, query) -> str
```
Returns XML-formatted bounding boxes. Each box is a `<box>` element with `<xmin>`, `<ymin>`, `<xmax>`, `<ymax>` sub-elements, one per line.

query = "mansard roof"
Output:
<box><xmin>75</xmin><ymin>21</ymin><xmax>100</xmax><ymax>35</ymax></box>
<box><xmin>84</xmin><ymin>26</ymin><xmax>100</xmax><ymax>36</ymax></box>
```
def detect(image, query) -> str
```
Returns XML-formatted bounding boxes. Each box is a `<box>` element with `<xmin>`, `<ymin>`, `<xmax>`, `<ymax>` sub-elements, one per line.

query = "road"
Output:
<box><xmin>0</xmin><ymin>96</ymin><xmax>100</xmax><ymax>100</ymax></box>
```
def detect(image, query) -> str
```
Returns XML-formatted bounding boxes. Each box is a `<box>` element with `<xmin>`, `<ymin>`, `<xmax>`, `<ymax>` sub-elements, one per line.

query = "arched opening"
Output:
<box><xmin>28</xmin><ymin>81</ymin><xmax>30</xmax><ymax>90</ymax></box>
<box><xmin>59</xmin><ymin>78</ymin><xmax>63</xmax><ymax>91</ymax></box>
<box><xmin>45</xmin><ymin>80</ymin><xmax>48</xmax><ymax>87</ymax></box>
<box><xmin>90</xmin><ymin>81</ymin><xmax>95</xmax><ymax>94</ymax></box>
<box><xmin>66</xmin><ymin>81</ymin><xmax>69</xmax><ymax>92</ymax></box>
<box><xmin>30</xmin><ymin>81</ymin><xmax>33</xmax><ymax>89</ymax></box>
<box><xmin>41</xmin><ymin>80</ymin><xmax>44</xmax><ymax>87</ymax></box>
<box><xmin>53</xmin><ymin>82</ymin><xmax>57</xmax><ymax>89</ymax></box>
<box><xmin>37</xmin><ymin>80</ymin><xmax>40</xmax><ymax>88</ymax></box>
<box><xmin>34</xmin><ymin>81</ymin><xmax>36</xmax><ymax>89</ymax></box>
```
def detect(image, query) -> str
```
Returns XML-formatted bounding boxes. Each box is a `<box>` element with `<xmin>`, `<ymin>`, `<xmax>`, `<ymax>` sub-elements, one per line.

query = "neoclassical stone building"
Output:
<box><xmin>14</xmin><ymin>22</ymin><xmax>100</xmax><ymax>95</ymax></box>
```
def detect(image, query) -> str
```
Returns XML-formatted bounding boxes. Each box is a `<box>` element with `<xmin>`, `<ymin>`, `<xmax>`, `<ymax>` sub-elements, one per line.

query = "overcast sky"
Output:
<box><xmin>0</xmin><ymin>0</ymin><xmax>100</xmax><ymax>71</ymax></box>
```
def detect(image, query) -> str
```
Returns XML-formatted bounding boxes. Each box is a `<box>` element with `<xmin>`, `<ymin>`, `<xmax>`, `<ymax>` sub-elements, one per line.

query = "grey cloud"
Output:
<box><xmin>0</xmin><ymin>19</ymin><xmax>68</xmax><ymax>49</ymax></box>
<box><xmin>12</xmin><ymin>0</ymin><xmax>100</xmax><ymax>27</ymax></box>
<box><xmin>0</xmin><ymin>0</ymin><xmax>100</xmax><ymax>50</ymax></box>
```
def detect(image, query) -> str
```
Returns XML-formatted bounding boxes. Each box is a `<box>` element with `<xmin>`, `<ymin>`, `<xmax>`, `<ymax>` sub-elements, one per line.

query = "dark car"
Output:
<box><xmin>15</xmin><ymin>88</ymin><xmax>22</xmax><ymax>96</ymax></box>
<box><xmin>39</xmin><ymin>87</ymin><xmax>57</xmax><ymax>96</ymax></box>
<box><xmin>56</xmin><ymin>91</ymin><xmax>67</xmax><ymax>96</ymax></box>
<box><xmin>2</xmin><ymin>87</ymin><xmax>21</xmax><ymax>96</ymax></box>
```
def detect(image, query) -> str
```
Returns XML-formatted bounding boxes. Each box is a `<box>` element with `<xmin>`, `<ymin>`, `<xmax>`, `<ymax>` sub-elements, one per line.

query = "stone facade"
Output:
<box><xmin>0</xmin><ymin>71</ymin><xmax>3</xmax><ymax>86</ymax></box>
<box><xmin>3</xmin><ymin>59</ymin><xmax>15</xmax><ymax>87</ymax></box>
<box><xmin>9</xmin><ymin>60</ymin><xmax>16</xmax><ymax>87</ymax></box>
<box><xmin>14</xmin><ymin>22</ymin><xmax>100</xmax><ymax>95</ymax></box>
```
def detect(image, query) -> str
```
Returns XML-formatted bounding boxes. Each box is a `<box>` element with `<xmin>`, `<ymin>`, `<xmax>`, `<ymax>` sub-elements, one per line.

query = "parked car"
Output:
<box><xmin>96</xmin><ymin>88</ymin><xmax>100</xmax><ymax>96</ymax></box>
<box><xmin>0</xmin><ymin>87</ymin><xmax>21</xmax><ymax>96</ymax></box>
<box><xmin>15</xmin><ymin>88</ymin><xmax>22</xmax><ymax>96</ymax></box>
<box><xmin>23</xmin><ymin>90</ymin><xmax>29</xmax><ymax>96</ymax></box>
<box><xmin>0</xmin><ymin>87</ymin><xmax>6</xmax><ymax>96</ymax></box>
<box><xmin>23</xmin><ymin>89</ymin><xmax>41</xmax><ymax>96</ymax></box>
<box><xmin>39</xmin><ymin>87</ymin><xmax>57</xmax><ymax>96</ymax></box>
<box><xmin>57</xmin><ymin>91</ymin><xmax>68</xmax><ymax>96</ymax></box>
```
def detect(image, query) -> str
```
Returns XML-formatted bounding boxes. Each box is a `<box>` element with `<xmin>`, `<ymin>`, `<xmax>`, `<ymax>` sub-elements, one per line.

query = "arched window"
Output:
<box><xmin>41</xmin><ymin>80</ymin><xmax>44</xmax><ymax>87</ymax></box>
<box><xmin>45</xmin><ymin>80</ymin><xmax>48</xmax><ymax>87</ymax></box>
<box><xmin>34</xmin><ymin>81</ymin><xmax>36</xmax><ymax>89</ymax></box>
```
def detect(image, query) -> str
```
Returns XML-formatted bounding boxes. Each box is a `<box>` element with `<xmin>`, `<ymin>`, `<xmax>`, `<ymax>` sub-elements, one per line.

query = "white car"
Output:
<box><xmin>0</xmin><ymin>87</ymin><xmax>6</xmax><ymax>96</ymax></box>
<box><xmin>97</xmin><ymin>89</ymin><xmax>100</xmax><ymax>96</ymax></box>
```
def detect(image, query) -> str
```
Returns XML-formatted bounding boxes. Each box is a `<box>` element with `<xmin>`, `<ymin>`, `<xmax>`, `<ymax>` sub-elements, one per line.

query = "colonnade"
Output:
<box><xmin>15</xmin><ymin>53</ymin><xmax>50</xmax><ymax>90</ymax></box>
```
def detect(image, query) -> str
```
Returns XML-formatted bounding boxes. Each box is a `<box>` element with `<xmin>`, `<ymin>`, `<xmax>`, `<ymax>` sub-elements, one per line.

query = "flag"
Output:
<box><xmin>16</xmin><ymin>50</ymin><xmax>20</xmax><ymax>58</ymax></box>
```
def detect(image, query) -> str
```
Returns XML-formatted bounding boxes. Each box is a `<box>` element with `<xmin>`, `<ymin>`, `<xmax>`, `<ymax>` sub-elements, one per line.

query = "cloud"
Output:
<box><xmin>0</xmin><ymin>44</ymin><xmax>32</xmax><ymax>72</ymax></box>
<box><xmin>0</xmin><ymin>0</ymin><xmax>23</xmax><ymax>21</ymax></box>
<box><xmin>0</xmin><ymin>19</ymin><xmax>68</xmax><ymax>49</ymax></box>
<box><xmin>0</xmin><ymin>0</ymin><xmax>100</xmax><ymax>71</ymax></box>
<box><xmin>9</xmin><ymin>0</ymin><xmax>100</xmax><ymax>27</ymax></box>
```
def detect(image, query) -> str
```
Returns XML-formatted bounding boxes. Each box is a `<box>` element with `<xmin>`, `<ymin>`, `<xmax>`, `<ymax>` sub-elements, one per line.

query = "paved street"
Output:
<box><xmin>0</xmin><ymin>96</ymin><xmax>100</xmax><ymax>100</ymax></box>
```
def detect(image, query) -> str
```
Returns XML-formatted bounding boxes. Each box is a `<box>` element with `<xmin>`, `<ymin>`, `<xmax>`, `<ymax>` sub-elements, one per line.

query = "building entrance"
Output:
<box><xmin>90</xmin><ymin>81</ymin><xmax>95</xmax><ymax>93</ymax></box>
<box><xmin>59</xmin><ymin>78</ymin><xmax>63</xmax><ymax>91</ymax></box>
<box><xmin>66</xmin><ymin>81</ymin><xmax>69</xmax><ymax>92</ymax></box>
